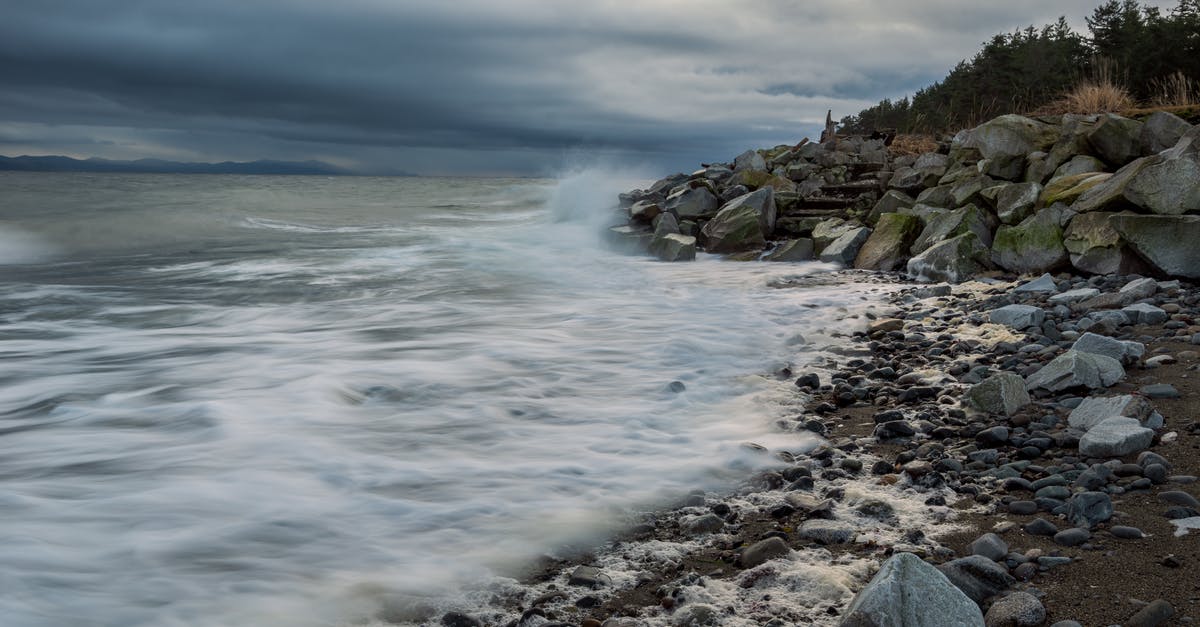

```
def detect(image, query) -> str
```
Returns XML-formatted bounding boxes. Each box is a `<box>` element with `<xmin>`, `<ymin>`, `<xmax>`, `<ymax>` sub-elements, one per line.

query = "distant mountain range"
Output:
<box><xmin>0</xmin><ymin>155</ymin><xmax>408</xmax><ymax>176</ymax></box>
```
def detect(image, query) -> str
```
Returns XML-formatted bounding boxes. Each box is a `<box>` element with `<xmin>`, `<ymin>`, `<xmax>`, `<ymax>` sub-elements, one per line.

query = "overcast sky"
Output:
<box><xmin>0</xmin><ymin>1</ymin><xmax>1178</xmax><ymax>175</ymax></box>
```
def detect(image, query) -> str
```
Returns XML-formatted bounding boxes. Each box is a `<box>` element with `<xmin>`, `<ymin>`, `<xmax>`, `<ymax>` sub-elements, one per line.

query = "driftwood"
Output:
<box><xmin>819</xmin><ymin>110</ymin><xmax>837</xmax><ymax>144</ymax></box>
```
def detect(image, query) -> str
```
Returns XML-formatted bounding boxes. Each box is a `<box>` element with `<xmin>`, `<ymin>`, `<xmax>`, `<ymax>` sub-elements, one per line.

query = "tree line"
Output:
<box><xmin>839</xmin><ymin>0</ymin><xmax>1200</xmax><ymax>135</ymax></box>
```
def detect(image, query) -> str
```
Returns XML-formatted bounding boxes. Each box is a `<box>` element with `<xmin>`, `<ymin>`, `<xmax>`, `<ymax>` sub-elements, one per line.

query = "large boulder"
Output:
<box><xmin>995</xmin><ymin>182</ymin><xmax>1041</xmax><ymax>225</ymax></box>
<box><xmin>664</xmin><ymin>185</ymin><xmax>720</xmax><ymax>220</ymax></box>
<box><xmin>956</xmin><ymin>115</ymin><xmax>1059</xmax><ymax>180</ymax></box>
<box><xmin>653</xmin><ymin>234</ymin><xmax>697</xmax><ymax>262</ymax></box>
<box><xmin>840</xmin><ymin>553</ymin><xmax>985</xmax><ymax>627</ymax></box>
<box><xmin>1120</xmin><ymin>131</ymin><xmax>1200</xmax><ymax>215</ymax></box>
<box><xmin>700</xmin><ymin>188</ymin><xmax>776</xmax><ymax>253</ymax></box>
<box><xmin>911</xmin><ymin>204</ymin><xmax>994</xmax><ymax>255</ymax></box>
<box><xmin>1071</xmin><ymin>332</ymin><xmax>1145</xmax><ymax>365</ymax></box>
<box><xmin>1079</xmin><ymin>417</ymin><xmax>1155</xmax><ymax>458</ymax></box>
<box><xmin>764</xmin><ymin>238</ymin><xmax>814</xmax><ymax>262</ymax></box>
<box><xmin>820</xmin><ymin>227</ymin><xmax>873</xmax><ymax>265</ymax></box>
<box><xmin>1070</xmin><ymin>157</ymin><xmax>1156</xmax><ymax>213</ymax></box>
<box><xmin>1063</xmin><ymin>212</ymin><xmax>1152</xmax><ymax>276</ymax></box>
<box><xmin>1139</xmin><ymin>110</ymin><xmax>1192</xmax><ymax>155</ymax></box>
<box><xmin>1111</xmin><ymin>214</ymin><xmax>1200</xmax><ymax>278</ymax></box>
<box><xmin>606</xmin><ymin>225</ymin><xmax>653</xmax><ymax>254</ymax></box>
<box><xmin>1025</xmin><ymin>350</ymin><xmax>1125</xmax><ymax>392</ymax></box>
<box><xmin>1087</xmin><ymin>113</ymin><xmax>1144</xmax><ymax>167</ymax></box>
<box><xmin>1053</xmin><ymin>155</ymin><xmax>1108</xmax><ymax>179</ymax></box>
<box><xmin>733</xmin><ymin>149</ymin><xmax>767</xmax><ymax>172</ymax></box>
<box><xmin>855</xmin><ymin>213</ymin><xmax>922</xmax><ymax>271</ymax></box>
<box><xmin>906</xmin><ymin>232</ymin><xmax>991</xmax><ymax>283</ymax></box>
<box><xmin>964</xmin><ymin>373</ymin><xmax>1030</xmax><ymax>417</ymax></box>
<box><xmin>867</xmin><ymin>190</ymin><xmax>916</xmax><ymax>226</ymax></box>
<box><xmin>812</xmin><ymin>219</ymin><xmax>855</xmax><ymax>253</ymax></box>
<box><xmin>991</xmin><ymin>209</ymin><xmax>1069</xmax><ymax>274</ymax></box>
<box><xmin>1041</xmin><ymin>172</ymin><xmax>1111</xmax><ymax>206</ymax></box>
<box><xmin>1068</xmin><ymin>394</ymin><xmax>1153</xmax><ymax>431</ymax></box>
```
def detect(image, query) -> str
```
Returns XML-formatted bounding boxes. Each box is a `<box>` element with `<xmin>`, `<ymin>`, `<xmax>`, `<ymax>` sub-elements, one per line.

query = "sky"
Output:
<box><xmin>0</xmin><ymin>0</ymin><xmax>1179</xmax><ymax>176</ymax></box>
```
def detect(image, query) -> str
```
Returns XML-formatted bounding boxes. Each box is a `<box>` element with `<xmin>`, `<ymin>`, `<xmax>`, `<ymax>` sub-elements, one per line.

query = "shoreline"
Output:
<box><xmin>429</xmin><ymin>268</ymin><xmax>1199</xmax><ymax>627</ymax></box>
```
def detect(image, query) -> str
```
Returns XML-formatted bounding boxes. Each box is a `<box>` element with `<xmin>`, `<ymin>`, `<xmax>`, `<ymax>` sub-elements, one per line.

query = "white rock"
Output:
<box><xmin>1079</xmin><ymin>417</ymin><xmax>1155</xmax><ymax>457</ymax></box>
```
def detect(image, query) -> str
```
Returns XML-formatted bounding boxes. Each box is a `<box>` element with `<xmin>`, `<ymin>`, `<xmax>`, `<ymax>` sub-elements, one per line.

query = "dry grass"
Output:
<box><xmin>1149</xmin><ymin>71</ymin><xmax>1198</xmax><ymax>107</ymax></box>
<box><xmin>888</xmin><ymin>134</ymin><xmax>939</xmax><ymax>156</ymax></box>
<box><xmin>1042</xmin><ymin>81</ymin><xmax>1134</xmax><ymax>114</ymax></box>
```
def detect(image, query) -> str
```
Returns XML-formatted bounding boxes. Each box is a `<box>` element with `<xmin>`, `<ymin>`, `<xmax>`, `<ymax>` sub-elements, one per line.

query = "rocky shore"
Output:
<box><xmin>424</xmin><ymin>270</ymin><xmax>1200</xmax><ymax>627</ymax></box>
<box><xmin>417</xmin><ymin>111</ymin><xmax>1200</xmax><ymax>627</ymax></box>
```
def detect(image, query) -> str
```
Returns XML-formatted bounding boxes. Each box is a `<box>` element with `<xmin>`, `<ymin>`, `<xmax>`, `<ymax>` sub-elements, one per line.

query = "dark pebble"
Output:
<box><xmin>1008</xmin><ymin>500</ymin><xmax>1039</xmax><ymax>515</ymax></box>
<box><xmin>1024</xmin><ymin>518</ymin><xmax>1059</xmax><ymax>536</ymax></box>
<box><xmin>1054</xmin><ymin>528</ymin><xmax>1091</xmax><ymax>547</ymax></box>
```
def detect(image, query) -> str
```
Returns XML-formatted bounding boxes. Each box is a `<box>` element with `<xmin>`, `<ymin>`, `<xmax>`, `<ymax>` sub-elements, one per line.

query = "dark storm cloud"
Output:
<box><xmin>0</xmin><ymin>0</ymin><xmax>1179</xmax><ymax>174</ymax></box>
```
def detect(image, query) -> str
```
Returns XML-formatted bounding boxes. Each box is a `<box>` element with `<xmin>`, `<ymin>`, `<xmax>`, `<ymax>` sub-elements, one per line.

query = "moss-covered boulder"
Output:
<box><xmin>906</xmin><ymin>232</ymin><xmax>991</xmax><ymax>283</ymax></box>
<box><xmin>916</xmin><ymin>184</ymin><xmax>954</xmax><ymax>208</ymax></box>
<box><xmin>911</xmin><ymin>204</ymin><xmax>994</xmax><ymax>255</ymax></box>
<box><xmin>1041</xmin><ymin>172</ymin><xmax>1111</xmax><ymax>206</ymax></box>
<box><xmin>1052</xmin><ymin>155</ymin><xmax>1108</xmax><ymax>179</ymax></box>
<box><xmin>1063</xmin><ymin>212</ymin><xmax>1152</xmax><ymax>275</ymax></box>
<box><xmin>854</xmin><ymin>213</ymin><xmax>922</xmax><ymax>271</ymax></box>
<box><xmin>700</xmin><ymin>188</ymin><xmax>775</xmax><ymax>253</ymax></box>
<box><xmin>954</xmin><ymin>114</ymin><xmax>1059</xmax><ymax>180</ymax></box>
<box><xmin>991</xmin><ymin>208</ymin><xmax>1070</xmax><ymax>274</ymax></box>
<box><xmin>866</xmin><ymin>190</ymin><xmax>915</xmax><ymax>226</ymax></box>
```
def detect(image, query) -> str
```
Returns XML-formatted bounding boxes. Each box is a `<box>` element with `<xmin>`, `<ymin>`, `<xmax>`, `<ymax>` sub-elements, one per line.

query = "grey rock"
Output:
<box><xmin>1053</xmin><ymin>527</ymin><xmax>1091</xmax><ymax>547</ymax></box>
<box><xmin>1068</xmin><ymin>394</ymin><xmax>1153</xmax><ymax>431</ymax></box>
<box><xmin>1014</xmin><ymin>273</ymin><xmax>1058</xmax><ymax>293</ymax></box>
<box><xmin>1070</xmin><ymin>332</ymin><xmax>1144</xmax><ymax>365</ymax></box>
<box><xmin>1160</xmin><ymin>491</ymin><xmax>1200</xmax><ymax>508</ymax></box>
<box><xmin>1063</xmin><ymin>211</ymin><xmax>1151</xmax><ymax>276</ymax></box>
<box><xmin>936</xmin><ymin>555</ymin><xmax>1016</xmax><ymax>603</ymax></box>
<box><xmin>1112</xmin><ymin>214</ymin><xmax>1200</xmax><ymax>278</ymax></box>
<box><xmin>733</xmin><ymin>149</ymin><xmax>767</xmax><ymax>173</ymax></box>
<box><xmin>854</xmin><ymin>213</ymin><xmax>922</xmax><ymax>271</ymax></box>
<box><xmin>764</xmin><ymin>238</ymin><xmax>814</xmax><ymax>262</ymax></box>
<box><xmin>1088</xmin><ymin>113</ymin><xmax>1144</xmax><ymax>167</ymax></box>
<box><xmin>568</xmin><ymin>565</ymin><xmax>607</xmax><ymax>587</ymax></box>
<box><xmin>1110</xmin><ymin>525</ymin><xmax>1145</xmax><ymax>539</ymax></box>
<box><xmin>685</xmin><ymin>513</ymin><xmax>725</xmax><ymax>535</ymax></box>
<box><xmin>664</xmin><ymin>185</ymin><xmax>720</xmax><ymax>220</ymax></box>
<box><xmin>1053</xmin><ymin>154</ymin><xmax>1108</xmax><ymax>179</ymax></box>
<box><xmin>1049</xmin><ymin>287</ymin><xmax>1100</xmax><ymax>304</ymax></box>
<box><xmin>1023</xmin><ymin>518</ymin><xmax>1059</xmax><ymax>536</ymax></box>
<box><xmin>700</xmin><ymin>188</ymin><xmax>776</xmax><ymax>253</ymax></box>
<box><xmin>1079</xmin><ymin>417</ymin><xmax>1155</xmax><ymax>457</ymax></box>
<box><xmin>968</xmin><ymin>533</ymin><xmax>1008</xmax><ymax>561</ymax></box>
<box><xmin>812</xmin><ymin>219</ymin><xmax>856</xmax><ymax>253</ymax></box>
<box><xmin>672</xmin><ymin>604</ymin><xmax>719</xmax><ymax>627</ymax></box>
<box><xmin>956</xmin><ymin>115</ymin><xmax>1059</xmax><ymax>180</ymax></box>
<box><xmin>1066</xmin><ymin>491</ymin><xmax>1113</xmax><ymax>529</ymax></box>
<box><xmin>740</xmin><ymin>537</ymin><xmax>790</xmax><ymax>568</ymax></box>
<box><xmin>797</xmin><ymin>519</ymin><xmax>854</xmax><ymax>545</ymax></box>
<box><xmin>1140</xmin><ymin>383</ymin><xmax>1179</xmax><ymax>399</ymax></box>
<box><xmin>1125</xmin><ymin>598</ymin><xmax>1174</xmax><ymax>627</ymax></box>
<box><xmin>964</xmin><ymin>373</ymin><xmax>1031</xmax><ymax>417</ymax></box>
<box><xmin>990</xmin><ymin>304</ymin><xmax>1045</xmax><ymax>330</ymax></box>
<box><xmin>984</xmin><ymin>591</ymin><xmax>1046</xmax><ymax>627</ymax></box>
<box><xmin>991</xmin><ymin>208</ymin><xmax>1070</xmax><ymax>274</ymax></box>
<box><xmin>995</xmin><ymin>182</ymin><xmax>1042</xmax><ymax>226</ymax></box>
<box><xmin>819</xmin><ymin>227</ymin><xmax>873</xmax><ymax>265</ymax></box>
<box><xmin>1025</xmin><ymin>350</ymin><xmax>1124</xmax><ymax>392</ymax></box>
<box><xmin>841</xmin><ymin>552</ymin><xmax>985</xmax><ymax>627</ymax></box>
<box><xmin>1140</xmin><ymin>111</ymin><xmax>1192</xmax><ymax>155</ymax></box>
<box><xmin>911</xmin><ymin>204</ymin><xmax>995</xmax><ymax>254</ymax></box>
<box><xmin>653</xmin><ymin>233</ymin><xmax>697</xmax><ymax>262</ymax></box>
<box><xmin>1122</xmin><ymin>302</ymin><xmax>1169</xmax><ymax>325</ymax></box>
<box><xmin>867</xmin><ymin>190</ymin><xmax>916</xmax><ymax>226</ymax></box>
<box><xmin>906</xmin><ymin>232</ymin><xmax>991</xmax><ymax>283</ymax></box>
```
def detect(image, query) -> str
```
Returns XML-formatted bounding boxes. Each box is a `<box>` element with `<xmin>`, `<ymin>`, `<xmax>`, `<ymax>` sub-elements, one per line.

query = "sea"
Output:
<box><xmin>0</xmin><ymin>171</ymin><xmax>885</xmax><ymax>626</ymax></box>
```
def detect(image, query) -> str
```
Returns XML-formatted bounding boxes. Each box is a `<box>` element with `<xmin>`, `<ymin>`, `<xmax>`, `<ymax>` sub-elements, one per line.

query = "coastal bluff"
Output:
<box><xmin>609</xmin><ymin>111</ymin><xmax>1200</xmax><ymax>281</ymax></box>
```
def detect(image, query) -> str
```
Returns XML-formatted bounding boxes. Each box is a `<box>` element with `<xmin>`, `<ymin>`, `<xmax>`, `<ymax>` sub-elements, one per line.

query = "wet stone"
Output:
<box><xmin>1053</xmin><ymin>528</ymin><xmax>1091</xmax><ymax>547</ymax></box>
<box><xmin>1023</xmin><ymin>518</ymin><xmax>1059</xmax><ymax>536</ymax></box>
